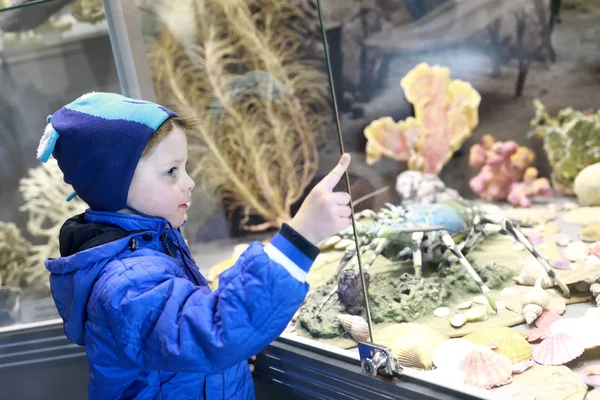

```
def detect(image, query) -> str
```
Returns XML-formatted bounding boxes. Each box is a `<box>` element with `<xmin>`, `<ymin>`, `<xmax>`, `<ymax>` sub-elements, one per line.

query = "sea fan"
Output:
<box><xmin>146</xmin><ymin>0</ymin><xmax>330</xmax><ymax>232</ymax></box>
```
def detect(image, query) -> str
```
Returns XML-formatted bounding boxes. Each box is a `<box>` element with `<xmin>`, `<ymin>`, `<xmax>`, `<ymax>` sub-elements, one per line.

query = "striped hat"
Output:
<box><xmin>37</xmin><ymin>92</ymin><xmax>178</xmax><ymax>212</ymax></box>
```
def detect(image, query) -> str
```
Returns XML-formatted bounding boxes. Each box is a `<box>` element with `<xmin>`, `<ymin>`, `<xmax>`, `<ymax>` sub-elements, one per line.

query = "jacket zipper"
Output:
<box><xmin>160</xmin><ymin>233</ymin><xmax>175</xmax><ymax>257</ymax></box>
<box><xmin>160</xmin><ymin>231</ymin><xmax>208</xmax><ymax>287</ymax></box>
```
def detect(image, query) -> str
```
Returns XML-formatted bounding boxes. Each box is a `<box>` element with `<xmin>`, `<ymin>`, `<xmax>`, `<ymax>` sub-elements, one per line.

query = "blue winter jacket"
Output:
<box><xmin>45</xmin><ymin>210</ymin><xmax>318</xmax><ymax>399</ymax></box>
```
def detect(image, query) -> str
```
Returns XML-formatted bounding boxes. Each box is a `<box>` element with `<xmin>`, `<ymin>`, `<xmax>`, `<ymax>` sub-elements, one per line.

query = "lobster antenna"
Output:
<box><xmin>316</xmin><ymin>0</ymin><xmax>374</xmax><ymax>344</ymax></box>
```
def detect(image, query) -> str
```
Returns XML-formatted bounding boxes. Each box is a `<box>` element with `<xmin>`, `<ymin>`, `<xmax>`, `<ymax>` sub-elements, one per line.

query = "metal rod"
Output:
<box><xmin>315</xmin><ymin>0</ymin><xmax>374</xmax><ymax>344</ymax></box>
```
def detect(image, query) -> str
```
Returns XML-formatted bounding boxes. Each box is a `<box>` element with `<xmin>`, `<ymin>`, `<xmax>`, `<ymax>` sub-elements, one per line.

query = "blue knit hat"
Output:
<box><xmin>36</xmin><ymin>92</ymin><xmax>178</xmax><ymax>212</ymax></box>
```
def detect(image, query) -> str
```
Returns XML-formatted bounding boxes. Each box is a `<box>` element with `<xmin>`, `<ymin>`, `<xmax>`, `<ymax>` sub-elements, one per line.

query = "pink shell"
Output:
<box><xmin>582</xmin><ymin>365</ymin><xmax>600</xmax><ymax>389</ymax></box>
<box><xmin>526</xmin><ymin>232</ymin><xmax>544</xmax><ymax>245</ymax></box>
<box><xmin>458</xmin><ymin>347</ymin><xmax>512</xmax><ymax>389</ymax></box>
<box><xmin>535</xmin><ymin>310</ymin><xmax>562</xmax><ymax>329</ymax></box>
<box><xmin>533</xmin><ymin>333</ymin><xmax>584</xmax><ymax>365</ymax></box>
<box><xmin>590</xmin><ymin>242</ymin><xmax>600</xmax><ymax>258</ymax></box>
<box><xmin>551</xmin><ymin>259</ymin><xmax>571</xmax><ymax>270</ymax></box>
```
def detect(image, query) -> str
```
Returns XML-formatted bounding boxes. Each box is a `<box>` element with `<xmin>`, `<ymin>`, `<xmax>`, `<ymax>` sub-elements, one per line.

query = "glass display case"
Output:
<box><xmin>2</xmin><ymin>0</ymin><xmax>600</xmax><ymax>399</ymax></box>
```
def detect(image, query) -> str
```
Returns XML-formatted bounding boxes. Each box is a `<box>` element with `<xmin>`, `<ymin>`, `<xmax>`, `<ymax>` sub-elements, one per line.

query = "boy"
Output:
<box><xmin>37</xmin><ymin>92</ymin><xmax>352</xmax><ymax>399</ymax></box>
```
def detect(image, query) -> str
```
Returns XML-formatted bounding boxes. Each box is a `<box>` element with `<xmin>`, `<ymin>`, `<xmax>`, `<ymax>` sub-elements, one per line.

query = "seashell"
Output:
<box><xmin>585</xmin><ymin>308</ymin><xmax>600</xmax><ymax>318</ymax></box>
<box><xmin>512</xmin><ymin>360</ymin><xmax>535</xmax><ymax>374</ymax></box>
<box><xmin>464</xmin><ymin>306</ymin><xmax>487</xmax><ymax>322</ymax></box>
<box><xmin>450</xmin><ymin>312</ymin><xmax>466</xmax><ymax>328</ymax></box>
<box><xmin>496</xmin><ymin>301</ymin><xmax>505</xmax><ymax>311</ymax></box>
<box><xmin>535</xmin><ymin>309</ymin><xmax>562</xmax><ymax>328</ymax></box>
<box><xmin>433</xmin><ymin>307</ymin><xmax>450</xmax><ymax>318</ymax></box>
<box><xmin>590</xmin><ymin>242</ymin><xmax>600</xmax><ymax>258</ymax></box>
<box><xmin>587</xmin><ymin>255</ymin><xmax>600</xmax><ymax>268</ymax></box>
<box><xmin>334</xmin><ymin>238</ymin><xmax>355</xmax><ymax>250</ymax></box>
<box><xmin>432</xmin><ymin>338</ymin><xmax>478</xmax><ymax>370</ymax></box>
<box><xmin>464</xmin><ymin>327</ymin><xmax>533</xmax><ymax>365</ymax></box>
<box><xmin>533</xmin><ymin>332</ymin><xmax>584</xmax><ymax>365</ymax></box>
<box><xmin>521</xmin><ymin>277</ymin><xmax>549</xmax><ymax>324</ymax></box>
<box><xmin>552</xmin><ymin>233</ymin><xmax>572</xmax><ymax>247</ymax></box>
<box><xmin>458</xmin><ymin>346</ymin><xmax>512</xmax><ymax>389</ymax></box>
<box><xmin>526</xmin><ymin>326</ymin><xmax>549</xmax><ymax>343</ymax></box>
<box><xmin>473</xmin><ymin>295</ymin><xmax>488</xmax><ymax>305</ymax></box>
<box><xmin>564</xmin><ymin>241</ymin><xmax>589</xmax><ymax>262</ymax></box>
<box><xmin>551</xmin><ymin>259</ymin><xmax>571</xmax><ymax>270</ymax></box>
<box><xmin>337</xmin><ymin>314</ymin><xmax>370</xmax><ymax>342</ymax></box>
<box><xmin>514</xmin><ymin>260</ymin><xmax>554</xmax><ymax>288</ymax></box>
<box><xmin>591</xmin><ymin>283</ymin><xmax>600</xmax><ymax>297</ymax></box>
<box><xmin>501</xmin><ymin>287</ymin><xmax>517</xmax><ymax>297</ymax></box>
<box><xmin>457</xmin><ymin>300</ymin><xmax>472</xmax><ymax>310</ymax></box>
<box><xmin>526</xmin><ymin>231</ymin><xmax>544</xmax><ymax>246</ymax></box>
<box><xmin>374</xmin><ymin>323</ymin><xmax>447</xmax><ymax>370</ymax></box>
<box><xmin>549</xmin><ymin>317</ymin><xmax>600</xmax><ymax>349</ymax></box>
<box><xmin>582</xmin><ymin>365</ymin><xmax>600</xmax><ymax>389</ymax></box>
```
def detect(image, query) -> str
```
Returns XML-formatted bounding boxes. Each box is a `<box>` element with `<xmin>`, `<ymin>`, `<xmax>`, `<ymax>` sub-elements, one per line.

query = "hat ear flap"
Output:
<box><xmin>37</xmin><ymin>123</ymin><xmax>60</xmax><ymax>162</ymax></box>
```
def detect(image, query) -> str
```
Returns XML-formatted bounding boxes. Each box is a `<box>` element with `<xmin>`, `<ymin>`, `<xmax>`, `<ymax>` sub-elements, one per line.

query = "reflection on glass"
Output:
<box><xmin>0</xmin><ymin>0</ymin><xmax>119</xmax><ymax>327</ymax></box>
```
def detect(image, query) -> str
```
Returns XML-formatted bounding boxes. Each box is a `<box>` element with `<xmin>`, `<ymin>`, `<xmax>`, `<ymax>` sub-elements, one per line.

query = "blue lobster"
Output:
<box><xmin>322</xmin><ymin>200</ymin><xmax>570</xmax><ymax>312</ymax></box>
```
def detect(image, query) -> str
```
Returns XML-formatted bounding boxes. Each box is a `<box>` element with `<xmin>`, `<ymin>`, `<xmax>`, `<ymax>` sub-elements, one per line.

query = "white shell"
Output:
<box><xmin>553</xmin><ymin>233</ymin><xmax>572</xmax><ymax>247</ymax></box>
<box><xmin>473</xmin><ymin>295</ymin><xmax>488</xmax><ymax>305</ymax></box>
<box><xmin>496</xmin><ymin>301</ymin><xmax>506</xmax><ymax>311</ymax></box>
<box><xmin>465</xmin><ymin>306</ymin><xmax>487</xmax><ymax>322</ymax></box>
<box><xmin>523</xmin><ymin>303</ymin><xmax>544</xmax><ymax>325</ymax></box>
<box><xmin>563</xmin><ymin>241</ymin><xmax>589</xmax><ymax>262</ymax></box>
<box><xmin>514</xmin><ymin>262</ymin><xmax>554</xmax><ymax>288</ymax></box>
<box><xmin>501</xmin><ymin>287</ymin><xmax>517</xmax><ymax>297</ymax></box>
<box><xmin>457</xmin><ymin>300</ymin><xmax>473</xmax><ymax>310</ymax></box>
<box><xmin>433</xmin><ymin>307</ymin><xmax>450</xmax><ymax>318</ymax></box>
<box><xmin>450</xmin><ymin>313</ymin><xmax>467</xmax><ymax>328</ymax></box>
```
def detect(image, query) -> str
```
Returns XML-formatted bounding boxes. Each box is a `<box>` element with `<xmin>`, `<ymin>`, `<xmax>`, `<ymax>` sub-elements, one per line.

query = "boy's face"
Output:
<box><xmin>127</xmin><ymin>126</ymin><xmax>195</xmax><ymax>228</ymax></box>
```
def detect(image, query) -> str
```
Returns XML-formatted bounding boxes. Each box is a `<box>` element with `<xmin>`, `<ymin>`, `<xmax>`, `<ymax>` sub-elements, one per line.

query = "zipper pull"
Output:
<box><xmin>160</xmin><ymin>232</ymin><xmax>175</xmax><ymax>257</ymax></box>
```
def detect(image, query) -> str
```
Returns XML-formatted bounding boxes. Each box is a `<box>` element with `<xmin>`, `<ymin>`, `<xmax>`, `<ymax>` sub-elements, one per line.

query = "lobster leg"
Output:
<box><xmin>411</xmin><ymin>232</ymin><xmax>424</xmax><ymax>278</ymax></box>
<box><xmin>477</xmin><ymin>215</ymin><xmax>570</xmax><ymax>298</ymax></box>
<box><xmin>460</xmin><ymin>223</ymin><xmax>503</xmax><ymax>256</ymax></box>
<box><xmin>440</xmin><ymin>230</ymin><xmax>498</xmax><ymax>312</ymax></box>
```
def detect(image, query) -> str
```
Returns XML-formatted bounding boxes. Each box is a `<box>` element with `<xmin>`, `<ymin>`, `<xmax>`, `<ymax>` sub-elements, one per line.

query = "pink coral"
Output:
<box><xmin>469</xmin><ymin>134</ymin><xmax>551</xmax><ymax>207</ymax></box>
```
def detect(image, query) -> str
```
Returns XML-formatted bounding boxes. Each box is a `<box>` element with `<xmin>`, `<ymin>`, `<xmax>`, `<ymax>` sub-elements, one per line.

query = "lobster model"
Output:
<box><xmin>321</xmin><ymin>200</ymin><xmax>570</xmax><ymax>314</ymax></box>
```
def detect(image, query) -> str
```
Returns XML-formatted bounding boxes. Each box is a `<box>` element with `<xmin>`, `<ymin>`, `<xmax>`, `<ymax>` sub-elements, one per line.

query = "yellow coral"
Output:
<box><xmin>365</xmin><ymin>63</ymin><xmax>481</xmax><ymax>175</ymax></box>
<box><xmin>363</xmin><ymin>116</ymin><xmax>423</xmax><ymax>165</ymax></box>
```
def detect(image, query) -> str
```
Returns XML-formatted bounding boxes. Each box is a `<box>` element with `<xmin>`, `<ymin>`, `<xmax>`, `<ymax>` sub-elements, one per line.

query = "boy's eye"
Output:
<box><xmin>166</xmin><ymin>167</ymin><xmax>177</xmax><ymax>176</ymax></box>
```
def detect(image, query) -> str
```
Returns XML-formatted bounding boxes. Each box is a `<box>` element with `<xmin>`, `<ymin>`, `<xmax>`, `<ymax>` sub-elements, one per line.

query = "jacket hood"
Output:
<box><xmin>46</xmin><ymin>210</ymin><xmax>168</xmax><ymax>345</ymax></box>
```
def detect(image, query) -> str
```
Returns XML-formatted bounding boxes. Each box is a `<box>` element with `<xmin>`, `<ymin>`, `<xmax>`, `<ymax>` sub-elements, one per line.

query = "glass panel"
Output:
<box><xmin>314</xmin><ymin>0</ymin><xmax>600</xmax><ymax>396</ymax></box>
<box><xmin>131</xmin><ymin>0</ymin><xmax>348</xmax><ymax>278</ymax></box>
<box><xmin>0</xmin><ymin>0</ymin><xmax>120</xmax><ymax>328</ymax></box>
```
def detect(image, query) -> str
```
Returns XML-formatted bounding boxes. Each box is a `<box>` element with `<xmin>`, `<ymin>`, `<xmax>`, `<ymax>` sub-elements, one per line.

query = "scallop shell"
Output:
<box><xmin>549</xmin><ymin>317</ymin><xmax>600</xmax><ymax>349</ymax></box>
<box><xmin>533</xmin><ymin>332</ymin><xmax>584</xmax><ymax>365</ymax></box>
<box><xmin>458</xmin><ymin>346</ymin><xmax>512</xmax><ymax>389</ymax></box>
<box><xmin>337</xmin><ymin>314</ymin><xmax>370</xmax><ymax>342</ymax></box>
<box><xmin>464</xmin><ymin>327</ymin><xmax>533</xmax><ymax>365</ymax></box>
<box><xmin>432</xmin><ymin>338</ymin><xmax>478</xmax><ymax>370</ymax></box>
<box><xmin>374</xmin><ymin>323</ymin><xmax>447</xmax><ymax>370</ymax></box>
<box><xmin>433</xmin><ymin>307</ymin><xmax>450</xmax><ymax>318</ymax></box>
<box><xmin>450</xmin><ymin>312</ymin><xmax>466</xmax><ymax>328</ymax></box>
<box><xmin>564</xmin><ymin>241</ymin><xmax>589</xmax><ymax>262</ymax></box>
<box><xmin>464</xmin><ymin>306</ymin><xmax>487</xmax><ymax>322</ymax></box>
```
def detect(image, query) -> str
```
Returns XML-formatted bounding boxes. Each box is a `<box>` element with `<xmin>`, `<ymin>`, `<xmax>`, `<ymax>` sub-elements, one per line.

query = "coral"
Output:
<box><xmin>146</xmin><ymin>0</ymin><xmax>329</xmax><ymax>232</ymax></box>
<box><xmin>364</xmin><ymin>63</ymin><xmax>480</xmax><ymax>175</ymax></box>
<box><xmin>0</xmin><ymin>222</ymin><xmax>31</xmax><ymax>288</ymax></box>
<box><xmin>70</xmin><ymin>0</ymin><xmax>106</xmax><ymax>24</ymax></box>
<box><xmin>469</xmin><ymin>134</ymin><xmax>551</xmax><ymax>207</ymax></box>
<box><xmin>395</xmin><ymin>170</ymin><xmax>462</xmax><ymax>204</ymax></box>
<box><xmin>529</xmin><ymin>99</ymin><xmax>600</xmax><ymax>194</ymax></box>
<box><xmin>19</xmin><ymin>158</ymin><xmax>88</xmax><ymax>286</ymax></box>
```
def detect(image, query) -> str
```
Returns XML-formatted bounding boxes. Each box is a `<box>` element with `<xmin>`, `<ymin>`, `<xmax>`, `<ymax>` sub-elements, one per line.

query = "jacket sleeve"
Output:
<box><xmin>97</xmin><ymin>223</ymin><xmax>319</xmax><ymax>374</ymax></box>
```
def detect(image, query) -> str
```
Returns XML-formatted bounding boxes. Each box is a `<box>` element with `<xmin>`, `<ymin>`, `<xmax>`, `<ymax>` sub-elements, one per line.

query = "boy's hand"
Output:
<box><xmin>289</xmin><ymin>153</ymin><xmax>352</xmax><ymax>245</ymax></box>
<box><xmin>248</xmin><ymin>355</ymin><xmax>256</xmax><ymax>373</ymax></box>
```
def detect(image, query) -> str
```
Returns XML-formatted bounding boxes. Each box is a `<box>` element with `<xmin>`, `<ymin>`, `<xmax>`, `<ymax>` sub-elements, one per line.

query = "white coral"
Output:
<box><xmin>19</xmin><ymin>158</ymin><xmax>88</xmax><ymax>286</ymax></box>
<box><xmin>0</xmin><ymin>222</ymin><xmax>31</xmax><ymax>288</ymax></box>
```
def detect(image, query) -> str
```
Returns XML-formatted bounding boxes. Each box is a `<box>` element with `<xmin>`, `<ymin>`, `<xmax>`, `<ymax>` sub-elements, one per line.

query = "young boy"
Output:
<box><xmin>37</xmin><ymin>92</ymin><xmax>352</xmax><ymax>399</ymax></box>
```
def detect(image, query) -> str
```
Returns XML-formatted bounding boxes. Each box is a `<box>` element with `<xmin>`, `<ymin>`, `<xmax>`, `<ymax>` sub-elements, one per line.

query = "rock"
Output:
<box><xmin>582</xmin><ymin>223</ymin><xmax>600</xmax><ymax>242</ymax></box>
<box><xmin>574</xmin><ymin>163</ymin><xmax>600</xmax><ymax>206</ymax></box>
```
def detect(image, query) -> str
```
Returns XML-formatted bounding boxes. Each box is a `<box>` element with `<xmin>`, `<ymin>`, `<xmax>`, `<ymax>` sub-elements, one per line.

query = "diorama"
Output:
<box><xmin>1</xmin><ymin>0</ymin><xmax>600</xmax><ymax>399</ymax></box>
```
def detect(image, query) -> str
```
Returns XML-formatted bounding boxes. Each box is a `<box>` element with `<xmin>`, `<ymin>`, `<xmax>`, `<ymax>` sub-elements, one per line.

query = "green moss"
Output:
<box><xmin>298</xmin><ymin>279</ymin><xmax>347</xmax><ymax>338</ymax></box>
